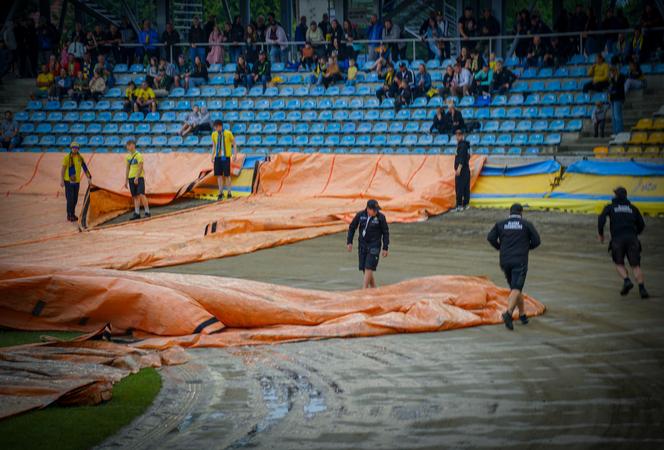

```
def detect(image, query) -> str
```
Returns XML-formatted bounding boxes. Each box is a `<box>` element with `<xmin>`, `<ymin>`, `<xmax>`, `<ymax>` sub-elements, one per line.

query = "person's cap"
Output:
<box><xmin>614</xmin><ymin>186</ymin><xmax>627</xmax><ymax>199</ymax></box>
<box><xmin>366</xmin><ymin>199</ymin><xmax>381</xmax><ymax>211</ymax></box>
<box><xmin>399</xmin><ymin>62</ymin><xmax>406</xmax><ymax>68</ymax></box>
<box><xmin>510</xmin><ymin>203</ymin><xmax>523</xmax><ymax>215</ymax></box>
<box><xmin>70</xmin><ymin>141</ymin><xmax>80</xmax><ymax>149</ymax></box>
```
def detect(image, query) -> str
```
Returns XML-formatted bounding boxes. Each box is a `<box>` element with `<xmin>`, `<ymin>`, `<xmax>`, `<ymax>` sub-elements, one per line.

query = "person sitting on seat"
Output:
<box><xmin>88</xmin><ymin>69</ymin><xmax>106</xmax><ymax>101</ymax></box>
<box><xmin>122</xmin><ymin>81</ymin><xmax>136</xmax><ymax>112</ymax></box>
<box><xmin>491</xmin><ymin>60</ymin><xmax>517</xmax><ymax>95</ymax></box>
<box><xmin>450</xmin><ymin>62</ymin><xmax>472</xmax><ymax>98</ymax></box>
<box><xmin>394</xmin><ymin>78</ymin><xmax>412</xmax><ymax>112</ymax></box>
<box><xmin>252</xmin><ymin>51</ymin><xmax>272</xmax><ymax>89</ymax></box>
<box><xmin>376</xmin><ymin>62</ymin><xmax>396</xmax><ymax>102</ymax></box>
<box><xmin>429</xmin><ymin>107</ymin><xmax>446</xmax><ymax>134</ymax></box>
<box><xmin>445</xmin><ymin>100</ymin><xmax>465</xmax><ymax>134</ymax></box>
<box><xmin>179</xmin><ymin>105</ymin><xmax>200</xmax><ymax>137</ymax></box>
<box><xmin>473</xmin><ymin>64</ymin><xmax>493</xmax><ymax>95</ymax></box>
<box><xmin>322</xmin><ymin>56</ymin><xmax>342</xmax><ymax>88</ymax></box>
<box><xmin>438</xmin><ymin>65</ymin><xmax>454</xmax><ymax>97</ymax></box>
<box><xmin>133</xmin><ymin>80</ymin><xmax>157</xmax><ymax>113</ymax></box>
<box><xmin>234</xmin><ymin>55</ymin><xmax>253</xmax><ymax>88</ymax></box>
<box><xmin>413</xmin><ymin>63</ymin><xmax>432</xmax><ymax>98</ymax></box>
<box><xmin>583</xmin><ymin>53</ymin><xmax>609</xmax><ymax>93</ymax></box>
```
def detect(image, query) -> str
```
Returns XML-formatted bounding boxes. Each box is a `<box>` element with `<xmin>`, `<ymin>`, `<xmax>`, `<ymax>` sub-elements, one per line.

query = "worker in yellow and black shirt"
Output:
<box><xmin>124</xmin><ymin>140</ymin><xmax>150</xmax><ymax>220</ymax></box>
<box><xmin>60</xmin><ymin>142</ymin><xmax>92</xmax><ymax>222</ymax></box>
<box><xmin>210</xmin><ymin>119</ymin><xmax>237</xmax><ymax>200</ymax></box>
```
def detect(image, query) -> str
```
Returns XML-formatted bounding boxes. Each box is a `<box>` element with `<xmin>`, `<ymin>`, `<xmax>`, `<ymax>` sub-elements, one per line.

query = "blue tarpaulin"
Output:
<box><xmin>565</xmin><ymin>160</ymin><xmax>664</xmax><ymax>176</ymax></box>
<box><xmin>481</xmin><ymin>160</ymin><xmax>561</xmax><ymax>177</ymax></box>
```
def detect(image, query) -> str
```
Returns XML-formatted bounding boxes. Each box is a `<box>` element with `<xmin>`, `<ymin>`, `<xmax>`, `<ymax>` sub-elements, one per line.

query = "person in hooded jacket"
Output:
<box><xmin>598</xmin><ymin>187</ymin><xmax>649</xmax><ymax>299</ymax></box>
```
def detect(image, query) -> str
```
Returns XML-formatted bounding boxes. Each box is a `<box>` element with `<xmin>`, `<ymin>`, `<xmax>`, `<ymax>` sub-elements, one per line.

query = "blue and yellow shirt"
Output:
<box><xmin>211</xmin><ymin>129</ymin><xmax>234</xmax><ymax>159</ymax></box>
<box><xmin>126</xmin><ymin>151</ymin><xmax>144</xmax><ymax>179</ymax></box>
<box><xmin>62</xmin><ymin>153</ymin><xmax>88</xmax><ymax>183</ymax></box>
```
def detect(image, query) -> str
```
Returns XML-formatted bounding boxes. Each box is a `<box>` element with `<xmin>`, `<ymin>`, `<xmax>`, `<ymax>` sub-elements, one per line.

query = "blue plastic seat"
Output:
<box><xmin>532</xmin><ymin>120</ymin><xmax>548</xmax><ymax>131</ymax></box>
<box><xmin>325</xmin><ymin>123</ymin><xmax>341</xmax><ymax>134</ymax></box>
<box><xmin>318</xmin><ymin>111</ymin><xmax>332</xmax><ymax>121</ymax></box>
<box><xmin>516</xmin><ymin>120</ymin><xmax>532</xmax><ymax>132</ymax></box>
<box><xmin>541</xmin><ymin>94</ymin><xmax>556</xmax><ymax>105</ymax></box>
<box><xmin>512</xmin><ymin>134</ymin><xmax>527</xmax><ymax>145</ymax></box>
<box><xmin>525</xmin><ymin>147</ymin><xmax>540</xmax><ymax>155</ymax></box>
<box><xmin>524</xmin><ymin>94</ymin><xmax>540</xmax><ymax>106</ymax></box>
<box><xmin>566</xmin><ymin>119</ymin><xmax>583</xmax><ymax>131</ymax></box>
<box><xmin>333</xmin><ymin>99</ymin><xmax>348</xmax><ymax>110</ymax></box>
<box><xmin>232</xmin><ymin>87</ymin><xmax>247</xmax><ymax>97</ymax></box>
<box><xmin>372</xmin><ymin>122</ymin><xmax>388</xmax><ymax>133</ymax></box>
<box><xmin>310</xmin><ymin>86</ymin><xmax>325</xmax><ymax>96</ymax></box>
<box><xmin>247</xmin><ymin>135</ymin><xmax>262</xmax><ymax>146</ymax></box>
<box><xmin>528</xmin><ymin>134</ymin><xmax>544</xmax><ymax>145</ymax></box>
<box><xmin>549</xmin><ymin>120</ymin><xmax>565</xmax><ymax>131</ymax></box>
<box><xmin>571</xmin><ymin>106</ymin><xmax>588</xmax><ymax>117</ymax></box>
<box><xmin>545</xmin><ymin>80</ymin><xmax>561</xmax><ymax>92</ymax></box>
<box><xmin>418</xmin><ymin>135</ymin><xmax>433</xmax><ymax>146</ymax></box>
<box><xmin>591</xmin><ymin>92</ymin><xmax>607</xmax><ymax>103</ymax></box>
<box><xmin>507</xmin><ymin>147</ymin><xmax>522</xmax><ymax>156</ymax></box>
<box><xmin>539</xmin><ymin>106</ymin><xmax>554</xmax><ymax>118</ymax></box>
<box><xmin>570</xmin><ymin>54</ymin><xmax>586</xmax><ymax>64</ymax></box>
<box><xmin>433</xmin><ymin>135</ymin><xmax>449</xmax><ymax>146</ymax></box>
<box><xmin>52</xmin><ymin>123</ymin><xmax>69</xmax><ymax>134</ymax></box>
<box><xmin>574</xmin><ymin>93</ymin><xmax>591</xmax><ymax>104</ymax></box>
<box><xmin>355</xmin><ymin>135</ymin><xmax>371</xmax><ymax>146</ymax></box>
<box><xmin>286</xmin><ymin>111</ymin><xmax>301</xmax><ymax>122</ymax></box>
<box><xmin>401</xmin><ymin>134</ymin><xmax>417</xmax><ymax>146</ymax></box>
<box><xmin>102</xmin><ymin>136</ymin><xmax>120</xmax><ymax>146</ymax></box>
<box><xmin>357</xmin><ymin>123</ymin><xmax>372</xmax><ymax>133</ymax></box>
<box><xmin>490</xmin><ymin>108</ymin><xmax>506</xmax><ymax>119</ymax></box>
<box><xmin>86</xmin><ymin>123</ymin><xmax>102</xmax><ymax>134</ymax></box>
<box><xmin>402</xmin><ymin>122</ymin><xmax>418</xmax><ymax>133</ymax></box>
<box><xmin>459</xmin><ymin>96</ymin><xmax>474</xmax><ymax>107</ymax></box>
<box><xmin>483</xmin><ymin>121</ymin><xmax>499</xmax><ymax>132</ymax></box>
<box><xmin>118</xmin><ymin>123</ymin><xmax>134</xmax><ymax>134</ymax></box>
<box><xmin>102</xmin><ymin>123</ymin><xmax>119</xmax><ymax>134</ymax></box>
<box><xmin>491</xmin><ymin>95</ymin><xmax>507</xmax><ymax>106</ymax></box>
<box><xmin>500</xmin><ymin>121</ymin><xmax>515</xmax><ymax>133</ymax></box>
<box><xmin>496</xmin><ymin>134</ymin><xmax>512</xmax><ymax>145</ymax></box>
<box><xmin>386</xmin><ymin>135</ymin><xmax>401</xmax><ymax>146</ymax></box>
<box><xmin>38</xmin><ymin>135</ymin><xmax>56</xmax><ymax>146</ymax></box>
<box><xmin>309</xmin><ymin>135</ymin><xmax>325</xmax><ymax>146</ymax></box>
<box><xmin>324</xmin><ymin>135</ymin><xmax>340</xmax><ymax>146</ymax></box>
<box><xmin>278</xmin><ymin>123</ymin><xmax>293</xmax><ymax>134</ymax></box>
<box><xmin>239</xmin><ymin>111</ymin><xmax>254</xmax><ymax>122</ymax></box>
<box><xmin>35</xmin><ymin>123</ymin><xmax>52</xmax><ymax>134</ymax></box>
<box><xmin>388</xmin><ymin>122</ymin><xmax>404</xmax><ymax>133</ymax></box>
<box><xmin>356</xmin><ymin>85</ymin><xmax>371</xmax><ymax>96</ymax></box>
<box><xmin>278</xmin><ymin>135</ymin><xmax>294</xmax><ymax>146</ymax></box>
<box><xmin>294</xmin><ymin>135</ymin><xmax>309</xmax><ymax>146</ymax></box>
<box><xmin>512</xmin><ymin>81</ymin><xmax>528</xmax><ymax>93</ymax></box>
<box><xmin>136</xmin><ymin>136</ymin><xmax>151</xmax><ymax>147</ymax></box>
<box><xmin>263</xmin><ymin>123</ymin><xmax>278</xmax><ymax>134</ymax></box>
<box><xmin>324</xmin><ymin>86</ymin><xmax>340</xmax><ymax>96</ymax></box>
<box><xmin>341</xmin><ymin>86</ymin><xmax>356</xmax><ymax>96</ymax></box>
<box><xmin>545</xmin><ymin>133</ymin><xmax>561</xmax><ymax>145</ymax></box>
<box><xmin>317</xmin><ymin>98</ymin><xmax>332</xmax><ymax>109</ymax></box>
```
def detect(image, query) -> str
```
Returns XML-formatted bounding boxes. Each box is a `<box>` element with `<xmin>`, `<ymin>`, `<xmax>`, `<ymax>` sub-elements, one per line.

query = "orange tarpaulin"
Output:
<box><xmin>0</xmin><ymin>153</ymin><xmax>485</xmax><ymax>269</ymax></box>
<box><xmin>0</xmin><ymin>265</ymin><xmax>545</xmax><ymax>349</ymax></box>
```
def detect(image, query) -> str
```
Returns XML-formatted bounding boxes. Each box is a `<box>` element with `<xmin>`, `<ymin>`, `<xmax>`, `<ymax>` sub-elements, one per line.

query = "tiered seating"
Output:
<box><xmin>596</xmin><ymin>114</ymin><xmax>664</xmax><ymax>158</ymax></box>
<box><xmin>14</xmin><ymin>55</ymin><xmax>664</xmax><ymax>156</ymax></box>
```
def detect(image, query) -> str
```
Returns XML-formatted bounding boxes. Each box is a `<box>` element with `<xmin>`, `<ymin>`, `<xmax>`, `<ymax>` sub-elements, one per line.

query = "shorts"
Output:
<box><xmin>610</xmin><ymin>236</ymin><xmax>641</xmax><ymax>266</ymax></box>
<box><xmin>214</xmin><ymin>157</ymin><xmax>231</xmax><ymax>177</ymax></box>
<box><xmin>128</xmin><ymin>177</ymin><xmax>145</xmax><ymax>196</ymax></box>
<box><xmin>359</xmin><ymin>246</ymin><xmax>380</xmax><ymax>272</ymax></box>
<box><xmin>501</xmin><ymin>262</ymin><xmax>528</xmax><ymax>291</ymax></box>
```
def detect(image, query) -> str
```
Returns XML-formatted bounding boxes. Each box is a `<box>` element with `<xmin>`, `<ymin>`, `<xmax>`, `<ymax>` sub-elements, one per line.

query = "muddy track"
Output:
<box><xmin>130</xmin><ymin>209</ymin><xmax>664</xmax><ymax>448</ymax></box>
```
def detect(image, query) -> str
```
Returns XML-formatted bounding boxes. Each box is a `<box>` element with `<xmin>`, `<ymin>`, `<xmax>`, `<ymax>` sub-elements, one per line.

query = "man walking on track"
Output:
<box><xmin>210</xmin><ymin>119</ymin><xmax>237</xmax><ymax>200</ymax></box>
<box><xmin>598</xmin><ymin>187</ymin><xmax>649</xmax><ymax>299</ymax></box>
<box><xmin>347</xmin><ymin>199</ymin><xmax>390</xmax><ymax>289</ymax></box>
<box><xmin>454</xmin><ymin>129</ymin><xmax>471</xmax><ymax>212</ymax></box>
<box><xmin>60</xmin><ymin>141</ymin><xmax>92</xmax><ymax>222</ymax></box>
<box><xmin>125</xmin><ymin>140</ymin><xmax>150</xmax><ymax>220</ymax></box>
<box><xmin>487</xmin><ymin>203</ymin><xmax>541</xmax><ymax>330</ymax></box>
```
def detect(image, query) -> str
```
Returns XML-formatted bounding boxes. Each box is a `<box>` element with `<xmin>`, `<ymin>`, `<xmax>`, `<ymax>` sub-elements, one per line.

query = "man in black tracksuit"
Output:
<box><xmin>598</xmin><ymin>187</ymin><xmax>649</xmax><ymax>298</ymax></box>
<box><xmin>347</xmin><ymin>199</ymin><xmax>390</xmax><ymax>289</ymax></box>
<box><xmin>454</xmin><ymin>129</ymin><xmax>471</xmax><ymax>212</ymax></box>
<box><xmin>487</xmin><ymin>203</ymin><xmax>541</xmax><ymax>330</ymax></box>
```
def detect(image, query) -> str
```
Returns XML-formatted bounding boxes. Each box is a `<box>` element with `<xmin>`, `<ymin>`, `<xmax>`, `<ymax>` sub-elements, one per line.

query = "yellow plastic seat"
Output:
<box><xmin>593</xmin><ymin>146</ymin><xmax>609</xmax><ymax>157</ymax></box>
<box><xmin>653</xmin><ymin>118</ymin><xmax>664</xmax><ymax>130</ymax></box>
<box><xmin>629</xmin><ymin>131</ymin><xmax>648</xmax><ymax>145</ymax></box>
<box><xmin>643</xmin><ymin>146</ymin><xmax>661</xmax><ymax>157</ymax></box>
<box><xmin>647</xmin><ymin>131</ymin><xmax>664</xmax><ymax>144</ymax></box>
<box><xmin>634</xmin><ymin>118</ymin><xmax>653</xmax><ymax>130</ymax></box>
<box><xmin>609</xmin><ymin>145</ymin><xmax>625</xmax><ymax>155</ymax></box>
<box><xmin>626</xmin><ymin>146</ymin><xmax>643</xmax><ymax>156</ymax></box>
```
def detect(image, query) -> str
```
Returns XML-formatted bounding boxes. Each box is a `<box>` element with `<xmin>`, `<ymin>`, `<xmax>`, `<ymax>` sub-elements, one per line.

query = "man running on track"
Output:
<box><xmin>598</xmin><ymin>187</ymin><xmax>649</xmax><ymax>299</ymax></box>
<box><xmin>487</xmin><ymin>203</ymin><xmax>541</xmax><ymax>330</ymax></box>
<box><xmin>347</xmin><ymin>199</ymin><xmax>390</xmax><ymax>289</ymax></box>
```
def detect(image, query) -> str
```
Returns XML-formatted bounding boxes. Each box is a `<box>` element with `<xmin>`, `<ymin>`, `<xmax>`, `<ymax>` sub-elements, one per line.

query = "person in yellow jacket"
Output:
<box><xmin>60</xmin><ymin>142</ymin><xmax>92</xmax><ymax>222</ymax></box>
<box><xmin>125</xmin><ymin>140</ymin><xmax>151</xmax><ymax>220</ymax></box>
<box><xmin>583</xmin><ymin>53</ymin><xmax>609</xmax><ymax>93</ymax></box>
<box><xmin>210</xmin><ymin>119</ymin><xmax>237</xmax><ymax>200</ymax></box>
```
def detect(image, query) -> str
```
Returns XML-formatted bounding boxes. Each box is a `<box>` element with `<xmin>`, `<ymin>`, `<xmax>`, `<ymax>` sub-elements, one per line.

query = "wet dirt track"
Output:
<box><xmin>148</xmin><ymin>209</ymin><xmax>664</xmax><ymax>449</ymax></box>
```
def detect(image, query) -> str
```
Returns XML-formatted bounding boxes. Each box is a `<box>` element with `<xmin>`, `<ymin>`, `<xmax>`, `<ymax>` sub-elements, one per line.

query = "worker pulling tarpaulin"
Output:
<box><xmin>0</xmin><ymin>264</ymin><xmax>545</xmax><ymax>349</ymax></box>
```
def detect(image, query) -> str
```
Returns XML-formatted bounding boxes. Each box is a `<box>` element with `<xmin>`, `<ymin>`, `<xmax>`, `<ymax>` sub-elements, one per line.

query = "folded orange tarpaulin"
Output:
<box><xmin>0</xmin><ymin>153</ymin><xmax>485</xmax><ymax>270</ymax></box>
<box><xmin>0</xmin><ymin>264</ymin><xmax>545</xmax><ymax>349</ymax></box>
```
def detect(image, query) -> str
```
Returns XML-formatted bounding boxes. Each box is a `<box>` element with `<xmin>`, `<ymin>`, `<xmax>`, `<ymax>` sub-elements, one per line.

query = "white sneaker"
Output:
<box><xmin>464</xmin><ymin>205</ymin><xmax>470</xmax><ymax>211</ymax></box>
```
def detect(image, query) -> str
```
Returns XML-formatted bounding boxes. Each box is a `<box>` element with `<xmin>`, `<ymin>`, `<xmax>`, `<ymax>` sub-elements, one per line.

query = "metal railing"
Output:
<box><xmin>115</xmin><ymin>27</ymin><xmax>662</xmax><ymax>65</ymax></box>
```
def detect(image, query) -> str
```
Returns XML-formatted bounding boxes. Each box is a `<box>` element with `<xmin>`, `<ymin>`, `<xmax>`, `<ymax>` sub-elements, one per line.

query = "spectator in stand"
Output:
<box><xmin>70</xmin><ymin>70</ymin><xmax>87</xmax><ymax>101</ymax></box>
<box><xmin>382</xmin><ymin>19</ymin><xmax>405</xmax><ymax>61</ymax></box>
<box><xmin>309</xmin><ymin>55</ymin><xmax>325</xmax><ymax>85</ymax></box>
<box><xmin>255</xmin><ymin>15</ymin><xmax>267</xmax><ymax>42</ymax></box>
<box><xmin>34</xmin><ymin>64</ymin><xmax>53</xmax><ymax>98</ymax></box>
<box><xmin>94</xmin><ymin>54</ymin><xmax>114</xmax><ymax>88</ymax></box>
<box><xmin>438</xmin><ymin>65</ymin><xmax>454</xmax><ymax>97</ymax></box>
<box><xmin>300</xmin><ymin>42</ymin><xmax>315</xmax><ymax>70</ymax></box>
<box><xmin>92</xmin><ymin>24</ymin><xmax>106</xmax><ymax>57</ymax></box>
<box><xmin>295</xmin><ymin>16</ymin><xmax>308</xmax><ymax>49</ymax></box>
<box><xmin>422</xmin><ymin>17</ymin><xmax>444</xmax><ymax>61</ymax></box>
<box><xmin>629</xmin><ymin>27</ymin><xmax>644</xmax><ymax>62</ymax></box>
<box><xmin>608</xmin><ymin>65</ymin><xmax>626</xmax><ymax>134</ymax></box>
<box><xmin>625</xmin><ymin>59</ymin><xmax>645</xmax><ymax>94</ymax></box>
<box><xmin>307</xmin><ymin>21</ymin><xmax>324</xmax><ymax>57</ymax></box>
<box><xmin>81</xmin><ymin>52</ymin><xmax>93</xmax><ymax>79</ymax></box>
<box><xmin>616</xmin><ymin>33</ymin><xmax>630</xmax><ymax>62</ymax></box>
<box><xmin>37</xmin><ymin>18</ymin><xmax>58</xmax><ymax>65</ymax></box>
<box><xmin>322</xmin><ymin>56</ymin><xmax>341</xmax><ymax>88</ymax></box>
<box><xmin>230</xmin><ymin>16</ymin><xmax>245</xmax><ymax>63</ymax></box>
<box><xmin>266</xmin><ymin>21</ymin><xmax>288</xmax><ymax>63</ymax></box>
<box><xmin>244</xmin><ymin>24</ymin><xmax>259</xmax><ymax>64</ymax></box>
<box><xmin>319</xmin><ymin>13</ymin><xmax>332</xmax><ymax>41</ymax></box>
<box><xmin>376</xmin><ymin>62</ymin><xmax>396</xmax><ymax>102</ymax></box>
<box><xmin>601</xmin><ymin>8</ymin><xmax>622</xmax><ymax>54</ymax></box>
<box><xmin>207</xmin><ymin>25</ymin><xmax>225</xmax><ymax>65</ymax></box>
<box><xmin>450</xmin><ymin>62</ymin><xmax>471</xmax><ymax>98</ymax></box>
<box><xmin>189</xmin><ymin>55</ymin><xmax>208</xmax><ymax>88</ymax></box>
<box><xmin>146</xmin><ymin>56</ymin><xmax>159</xmax><ymax>87</ymax></box>
<box><xmin>458</xmin><ymin>7</ymin><xmax>476</xmax><ymax>51</ymax></box>
<box><xmin>446</xmin><ymin>100</ymin><xmax>465</xmax><ymax>134</ymax></box>
<box><xmin>591</xmin><ymin>101</ymin><xmax>609</xmax><ymax>138</ymax></box>
<box><xmin>491</xmin><ymin>60</ymin><xmax>517</xmax><ymax>94</ymax></box>
<box><xmin>1</xmin><ymin>111</ymin><xmax>20</xmax><ymax>150</ymax></box>
<box><xmin>122</xmin><ymin>80</ymin><xmax>136</xmax><ymax>112</ymax></box>
<box><xmin>584</xmin><ymin>7</ymin><xmax>601</xmax><ymax>55</ymax></box>
<box><xmin>67</xmin><ymin>37</ymin><xmax>85</xmax><ymax>60</ymax></box>
<box><xmin>343</xmin><ymin>19</ymin><xmax>358</xmax><ymax>57</ymax></box>
<box><xmin>88</xmin><ymin>69</ymin><xmax>106</xmax><ymax>101</ymax></box>
<box><xmin>47</xmin><ymin>54</ymin><xmax>60</xmax><ymax>76</ymax></box>
<box><xmin>137</xmin><ymin>20</ymin><xmax>159</xmax><ymax>63</ymax></box>
<box><xmin>204</xmin><ymin>15</ymin><xmax>216</xmax><ymax>44</ymax></box>
<box><xmin>544</xmin><ymin>37</ymin><xmax>568</xmax><ymax>68</ymax></box>
<box><xmin>253</xmin><ymin>51</ymin><xmax>271</xmax><ymax>89</ymax></box>
<box><xmin>526</xmin><ymin>36</ymin><xmax>548</xmax><ymax>68</ymax></box>
<box><xmin>234</xmin><ymin>55</ymin><xmax>252</xmax><ymax>88</ymax></box>
<box><xmin>394</xmin><ymin>78</ymin><xmax>412</xmax><ymax>112</ymax></box>
<box><xmin>85</xmin><ymin>31</ymin><xmax>99</xmax><ymax>63</ymax></box>
<box><xmin>395</xmin><ymin>61</ymin><xmax>415</xmax><ymax>88</ymax></box>
<box><xmin>189</xmin><ymin>17</ymin><xmax>206</xmax><ymax>64</ymax></box>
<box><xmin>161</xmin><ymin>22</ymin><xmax>180</xmax><ymax>61</ymax></box>
<box><xmin>430</xmin><ymin>107</ymin><xmax>446</xmax><ymax>134</ymax></box>
<box><xmin>160</xmin><ymin>57</ymin><xmax>178</xmax><ymax>90</ymax></box>
<box><xmin>473</xmin><ymin>64</ymin><xmax>493</xmax><ymax>95</ymax></box>
<box><xmin>195</xmin><ymin>107</ymin><xmax>211</xmax><ymax>133</ymax></box>
<box><xmin>641</xmin><ymin>4</ymin><xmax>663</xmax><ymax>59</ymax></box>
<box><xmin>330</xmin><ymin>19</ymin><xmax>344</xmax><ymax>46</ymax></box>
<box><xmin>477</xmin><ymin>8</ymin><xmax>500</xmax><ymax>53</ymax></box>
<box><xmin>119</xmin><ymin>17</ymin><xmax>136</xmax><ymax>64</ymax></box>
<box><xmin>366</xmin><ymin>14</ymin><xmax>383</xmax><ymax>61</ymax></box>
<box><xmin>153</xmin><ymin>66</ymin><xmax>170</xmax><ymax>95</ymax></box>
<box><xmin>583</xmin><ymin>54</ymin><xmax>609</xmax><ymax>93</ymax></box>
<box><xmin>569</xmin><ymin>4</ymin><xmax>587</xmax><ymax>53</ymax></box>
<box><xmin>179</xmin><ymin>105</ymin><xmax>200</xmax><ymax>137</ymax></box>
<box><xmin>134</xmin><ymin>80</ymin><xmax>157</xmax><ymax>113</ymax></box>
<box><xmin>456</xmin><ymin>46</ymin><xmax>470</xmax><ymax>68</ymax></box>
<box><xmin>174</xmin><ymin>54</ymin><xmax>192</xmax><ymax>89</ymax></box>
<box><xmin>346</xmin><ymin>58</ymin><xmax>358</xmax><ymax>86</ymax></box>
<box><xmin>513</xmin><ymin>9</ymin><xmax>531</xmax><ymax>60</ymax></box>
<box><xmin>53</xmin><ymin>68</ymin><xmax>72</xmax><ymax>100</ymax></box>
<box><xmin>413</xmin><ymin>64</ymin><xmax>431</xmax><ymax>98</ymax></box>
<box><xmin>468</xmin><ymin>48</ymin><xmax>484</xmax><ymax>73</ymax></box>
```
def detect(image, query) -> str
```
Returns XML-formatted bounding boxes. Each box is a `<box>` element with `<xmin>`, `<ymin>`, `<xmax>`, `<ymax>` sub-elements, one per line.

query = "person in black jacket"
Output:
<box><xmin>430</xmin><ymin>107</ymin><xmax>446</xmax><ymax>134</ymax></box>
<box><xmin>347</xmin><ymin>199</ymin><xmax>390</xmax><ymax>289</ymax></box>
<box><xmin>446</xmin><ymin>101</ymin><xmax>465</xmax><ymax>134</ymax></box>
<box><xmin>598</xmin><ymin>187</ymin><xmax>648</xmax><ymax>298</ymax></box>
<box><xmin>252</xmin><ymin>51</ymin><xmax>271</xmax><ymax>89</ymax></box>
<box><xmin>487</xmin><ymin>203</ymin><xmax>541</xmax><ymax>330</ymax></box>
<box><xmin>608</xmin><ymin>65</ymin><xmax>626</xmax><ymax>134</ymax></box>
<box><xmin>453</xmin><ymin>129</ymin><xmax>471</xmax><ymax>211</ymax></box>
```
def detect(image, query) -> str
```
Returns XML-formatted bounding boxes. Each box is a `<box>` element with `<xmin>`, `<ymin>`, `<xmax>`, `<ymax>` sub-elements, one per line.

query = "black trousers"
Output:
<box><xmin>65</xmin><ymin>181</ymin><xmax>80</xmax><ymax>218</ymax></box>
<box><xmin>455</xmin><ymin>173</ymin><xmax>470</xmax><ymax>207</ymax></box>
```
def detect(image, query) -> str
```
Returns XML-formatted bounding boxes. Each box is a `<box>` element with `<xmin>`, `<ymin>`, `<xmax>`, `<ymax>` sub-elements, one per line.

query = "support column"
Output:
<box><xmin>280</xmin><ymin>0</ymin><xmax>292</xmax><ymax>39</ymax></box>
<box><xmin>240</xmin><ymin>0</ymin><xmax>251</xmax><ymax>25</ymax></box>
<box><xmin>491</xmin><ymin>0</ymin><xmax>503</xmax><ymax>57</ymax></box>
<box><xmin>155</xmin><ymin>0</ymin><xmax>168</xmax><ymax>32</ymax></box>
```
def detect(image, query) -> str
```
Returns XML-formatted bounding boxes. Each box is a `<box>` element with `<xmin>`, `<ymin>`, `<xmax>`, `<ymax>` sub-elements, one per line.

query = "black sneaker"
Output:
<box><xmin>640</xmin><ymin>286</ymin><xmax>650</xmax><ymax>299</ymax></box>
<box><xmin>72</xmin><ymin>215</ymin><xmax>79</xmax><ymax>221</ymax></box>
<box><xmin>217</xmin><ymin>193</ymin><xmax>224</xmax><ymax>200</ymax></box>
<box><xmin>519</xmin><ymin>314</ymin><xmax>529</xmax><ymax>325</ymax></box>
<box><xmin>130</xmin><ymin>213</ymin><xmax>141</xmax><ymax>220</ymax></box>
<box><xmin>502</xmin><ymin>311</ymin><xmax>514</xmax><ymax>330</ymax></box>
<box><xmin>144</xmin><ymin>212</ymin><xmax>151</xmax><ymax>218</ymax></box>
<box><xmin>620</xmin><ymin>279</ymin><xmax>634</xmax><ymax>296</ymax></box>
<box><xmin>226</xmin><ymin>191</ymin><xmax>233</xmax><ymax>199</ymax></box>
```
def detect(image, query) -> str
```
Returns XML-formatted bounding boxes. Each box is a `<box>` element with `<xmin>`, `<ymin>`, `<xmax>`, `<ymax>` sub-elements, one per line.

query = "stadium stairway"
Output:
<box><xmin>558</xmin><ymin>76</ymin><xmax>664</xmax><ymax>155</ymax></box>
<box><xmin>0</xmin><ymin>76</ymin><xmax>35</xmax><ymax>114</ymax></box>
